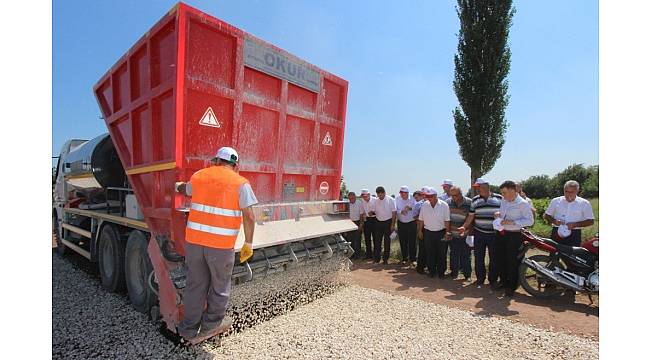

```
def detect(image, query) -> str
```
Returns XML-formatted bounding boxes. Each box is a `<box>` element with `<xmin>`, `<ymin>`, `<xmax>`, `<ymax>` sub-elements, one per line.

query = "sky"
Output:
<box><xmin>52</xmin><ymin>0</ymin><xmax>598</xmax><ymax>194</ymax></box>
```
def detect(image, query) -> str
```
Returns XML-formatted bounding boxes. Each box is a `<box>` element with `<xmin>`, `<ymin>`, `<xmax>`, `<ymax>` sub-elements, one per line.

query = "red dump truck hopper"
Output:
<box><xmin>89</xmin><ymin>2</ymin><xmax>353</xmax><ymax>333</ymax></box>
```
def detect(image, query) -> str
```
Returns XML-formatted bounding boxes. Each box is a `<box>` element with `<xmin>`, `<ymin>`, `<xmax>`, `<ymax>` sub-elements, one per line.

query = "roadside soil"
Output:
<box><xmin>349</xmin><ymin>259</ymin><xmax>599</xmax><ymax>340</ymax></box>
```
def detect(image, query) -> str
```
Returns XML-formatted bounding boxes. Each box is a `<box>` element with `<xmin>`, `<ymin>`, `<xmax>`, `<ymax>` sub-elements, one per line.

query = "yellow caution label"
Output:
<box><xmin>296</xmin><ymin>187</ymin><xmax>305</xmax><ymax>193</ymax></box>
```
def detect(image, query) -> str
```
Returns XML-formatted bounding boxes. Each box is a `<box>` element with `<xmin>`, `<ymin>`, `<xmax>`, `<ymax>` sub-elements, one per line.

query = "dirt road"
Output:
<box><xmin>349</xmin><ymin>259</ymin><xmax>598</xmax><ymax>339</ymax></box>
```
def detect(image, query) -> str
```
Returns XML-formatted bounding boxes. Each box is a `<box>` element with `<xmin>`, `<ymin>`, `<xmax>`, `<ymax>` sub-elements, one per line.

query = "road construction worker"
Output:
<box><xmin>174</xmin><ymin>146</ymin><xmax>258</xmax><ymax>340</ymax></box>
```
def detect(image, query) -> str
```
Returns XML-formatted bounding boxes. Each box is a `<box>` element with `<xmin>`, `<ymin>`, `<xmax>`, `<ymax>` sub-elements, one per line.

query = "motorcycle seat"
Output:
<box><xmin>555</xmin><ymin>243</ymin><xmax>592</xmax><ymax>259</ymax></box>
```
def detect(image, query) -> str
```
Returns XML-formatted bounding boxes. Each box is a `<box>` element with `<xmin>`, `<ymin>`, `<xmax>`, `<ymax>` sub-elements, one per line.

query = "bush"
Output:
<box><xmin>582</xmin><ymin>165</ymin><xmax>599</xmax><ymax>198</ymax></box>
<box><xmin>531</xmin><ymin>198</ymin><xmax>550</xmax><ymax>220</ymax></box>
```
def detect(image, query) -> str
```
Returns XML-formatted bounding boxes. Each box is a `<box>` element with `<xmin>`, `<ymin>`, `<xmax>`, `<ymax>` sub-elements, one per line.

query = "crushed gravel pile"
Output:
<box><xmin>53</xmin><ymin>253</ymin><xmax>598</xmax><ymax>359</ymax></box>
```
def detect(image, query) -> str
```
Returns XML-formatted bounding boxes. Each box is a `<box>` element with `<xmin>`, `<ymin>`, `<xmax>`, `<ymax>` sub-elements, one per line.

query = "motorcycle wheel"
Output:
<box><xmin>519</xmin><ymin>254</ymin><xmax>566</xmax><ymax>298</ymax></box>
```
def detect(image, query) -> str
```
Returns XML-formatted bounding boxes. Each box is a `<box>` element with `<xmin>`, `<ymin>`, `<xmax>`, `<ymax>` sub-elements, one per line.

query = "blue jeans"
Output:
<box><xmin>449</xmin><ymin>237</ymin><xmax>472</xmax><ymax>277</ymax></box>
<box><xmin>474</xmin><ymin>231</ymin><xmax>497</xmax><ymax>284</ymax></box>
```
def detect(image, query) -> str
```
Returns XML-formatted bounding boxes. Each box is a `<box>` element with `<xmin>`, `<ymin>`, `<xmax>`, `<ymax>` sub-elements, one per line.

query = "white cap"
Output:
<box><xmin>558</xmin><ymin>224</ymin><xmax>572</xmax><ymax>238</ymax></box>
<box><xmin>399</xmin><ymin>185</ymin><xmax>409</xmax><ymax>193</ymax></box>
<box><xmin>493</xmin><ymin>218</ymin><xmax>504</xmax><ymax>232</ymax></box>
<box><xmin>472</xmin><ymin>178</ymin><xmax>489</xmax><ymax>187</ymax></box>
<box><xmin>214</xmin><ymin>147</ymin><xmax>239</xmax><ymax>163</ymax></box>
<box><xmin>423</xmin><ymin>187</ymin><xmax>437</xmax><ymax>196</ymax></box>
<box><xmin>442</xmin><ymin>179</ymin><xmax>453</xmax><ymax>186</ymax></box>
<box><xmin>360</xmin><ymin>189</ymin><xmax>370</xmax><ymax>195</ymax></box>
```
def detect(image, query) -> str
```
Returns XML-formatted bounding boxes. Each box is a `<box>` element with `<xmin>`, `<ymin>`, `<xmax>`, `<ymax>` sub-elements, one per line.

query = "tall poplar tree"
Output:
<box><xmin>453</xmin><ymin>0</ymin><xmax>515</xmax><ymax>186</ymax></box>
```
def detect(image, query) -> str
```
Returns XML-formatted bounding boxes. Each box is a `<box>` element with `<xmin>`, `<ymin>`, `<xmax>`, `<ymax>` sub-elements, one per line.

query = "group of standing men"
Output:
<box><xmin>345</xmin><ymin>178</ymin><xmax>595</xmax><ymax>297</ymax></box>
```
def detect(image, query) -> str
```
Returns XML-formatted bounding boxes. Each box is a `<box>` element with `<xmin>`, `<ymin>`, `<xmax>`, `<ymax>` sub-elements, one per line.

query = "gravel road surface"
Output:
<box><xmin>53</xmin><ymin>253</ymin><xmax>598</xmax><ymax>359</ymax></box>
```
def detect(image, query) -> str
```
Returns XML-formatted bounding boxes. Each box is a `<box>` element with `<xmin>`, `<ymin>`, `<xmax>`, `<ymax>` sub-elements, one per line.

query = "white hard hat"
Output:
<box><xmin>558</xmin><ymin>224</ymin><xmax>572</xmax><ymax>238</ymax></box>
<box><xmin>360</xmin><ymin>189</ymin><xmax>370</xmax><ymax>195</ymax></box>
<box><xmin>493</xmin><ymin>218</ymin><xmax>504</xmax><ymax>232</ymax></box>
<box><xmin>442</xmin><ymin>179</ymin><xmax>454</xmax><ymax>186</ymax></box>
<box><xmin>399</xmin><ymin>185</ymin><xmax>409</xmax><ymax>193</ymax></box>
<box><xmin>473</xmin><ymin>178</ymin><xmax>489</xmax><ymax>188</ymax></box>
<box><xmin>214</xmin><ymin>147</ymin><xmax>239</xmax><ymax>163</ymax></box>
<box><xmin>423</xmin><ymin>187</ymin><xmax>437</xmax><ymax>196</ymax></box>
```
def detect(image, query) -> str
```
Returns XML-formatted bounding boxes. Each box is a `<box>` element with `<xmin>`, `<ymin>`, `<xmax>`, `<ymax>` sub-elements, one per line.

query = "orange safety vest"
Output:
<box><xmin>185</xmin><ymin>165</ymin><xmax>249</xmax><ymax>249</ymax></box>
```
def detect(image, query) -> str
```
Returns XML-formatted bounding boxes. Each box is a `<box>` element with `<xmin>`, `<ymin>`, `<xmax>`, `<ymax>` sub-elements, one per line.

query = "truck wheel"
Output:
<box><xmin>125</xmin><ymin>230</ymin><xmax>157</xmax><ymax>313</ymax></box>
<box><xmin>53</xmin><ymin>213</ymin><xmax>66</xmax><ymax>256</ymax></box>
<box><xmin>98</xmin><ymin>224</ymin><xmax>126</xmax><ymax>292</ymax></box>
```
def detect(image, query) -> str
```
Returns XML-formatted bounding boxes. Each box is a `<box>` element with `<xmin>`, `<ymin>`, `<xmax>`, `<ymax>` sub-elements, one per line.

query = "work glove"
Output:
<box><xmin>240</xmin><ymin>243</ymin><xmax>253</xmax><ymax>263</ymax></box>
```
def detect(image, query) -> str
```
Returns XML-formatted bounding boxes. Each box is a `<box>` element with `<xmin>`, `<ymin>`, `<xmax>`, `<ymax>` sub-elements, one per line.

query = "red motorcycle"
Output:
<box><xmin>518</xmin><ymin>229</ymin><xmax>599</xmax><ymax>302</ymax></box>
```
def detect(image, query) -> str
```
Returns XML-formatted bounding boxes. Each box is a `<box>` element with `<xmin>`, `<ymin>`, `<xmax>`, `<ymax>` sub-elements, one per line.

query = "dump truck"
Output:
<box><xmin>52</xmin><ymin>2</ymin><xmax>353</xmax><ymax>339</ymax></box>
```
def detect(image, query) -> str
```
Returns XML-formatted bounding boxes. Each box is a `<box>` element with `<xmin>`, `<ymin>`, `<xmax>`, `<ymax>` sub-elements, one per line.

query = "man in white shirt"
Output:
<box><xmin>439</xmin><ymin>179</ymin><xmax>453</xmax><ymax>201</ymax></box>
<box><xmin>417</xmin><ymin>187</ymin><xmax>451</xmax><ymax>278</ymax></box>
<box><xmin>346</xmin><ymin>192</ymin><xmax>365</xmax><ymax>260</ymax></box>
<box><xmin>372</xmin><ymin>186</ymin><xmax>397</xmax><ymax>265</ymax></box>
<box><xmin>395</xmin><ymin>186</ymin><xmax>417</xmax><ymax>265</ymax></box>
<box><xmin>544</xmin><ymin>180</ymin><xmax>595</xmax><ymax>247</ymax></box>
<box><xmin>495</xmin><ymin>180</ymin><xmax>534</xmax><ymax>297</ymax></box>
<box><xmin>360</xmin><ymin>189</ymin><xmax>376</xmax><ymax>260</ymax></box>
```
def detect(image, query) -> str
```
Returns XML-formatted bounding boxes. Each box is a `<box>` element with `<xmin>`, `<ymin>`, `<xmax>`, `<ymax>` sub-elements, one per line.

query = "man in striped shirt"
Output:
<box><xmin>446</xmin><ymin>186</ymin><xmax>472</xmax><ymax>280</ymax></box>
<box><xmin>457</xmin><ymin>178</ymin><xmax>502</xmax><ymax>289</ymax></box>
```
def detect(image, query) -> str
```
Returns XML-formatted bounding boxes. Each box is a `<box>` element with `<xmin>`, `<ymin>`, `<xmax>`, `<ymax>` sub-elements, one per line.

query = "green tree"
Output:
<box><xmin>339</xmin><ymin>176</ymin><xmax>349</xmax><ymax>200</ymax></box>
<box><xmin>520</xmin><ymin>175</ymin><xmax>551</xmax><ymax>199</ymax></box>
<box><xmin>582</xmin><ymin>165</ymin><xmax>599</xmax><ymax>198</ymax></box>
<box><xmin>453</xmin><ymin>0</ymin><xmax>515</xmax><ymax>188</ymax></box>
<box><xmin>547</xmin><ymin>163</ymin><xmax>591</xmax><ymax>197</ymax></box>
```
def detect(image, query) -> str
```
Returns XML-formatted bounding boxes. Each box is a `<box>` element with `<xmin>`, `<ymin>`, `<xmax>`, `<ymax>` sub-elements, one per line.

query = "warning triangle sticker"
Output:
<box><xmin>322</xmin><ymin>131</ymin><xmax>333</xmax><ymax>146</ymax></box>
<box><xmin>199</xmin><ymin>107</ymin><xmax>221</xmax><ymax>128</ymax></box>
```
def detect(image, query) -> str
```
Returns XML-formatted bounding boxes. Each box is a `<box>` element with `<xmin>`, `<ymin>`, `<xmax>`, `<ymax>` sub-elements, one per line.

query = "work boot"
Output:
<box><xmin>199</xmin><ymin>316</ymin><xmax>233</xmax><ymax>337</ymax></box>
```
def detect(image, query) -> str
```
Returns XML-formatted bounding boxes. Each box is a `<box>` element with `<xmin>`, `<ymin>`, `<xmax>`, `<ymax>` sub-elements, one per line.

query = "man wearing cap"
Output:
<box><xmin>412</xmin><ymin>188</ymin><xmax>428</xmax><ymax>273</ymax></box>
<box><xmin>458</xmin><ymin>178</ymin><xmax>502</xmax><ymax>289</ymax></box>
<box><xmin>174</xmin><ymin>147</ymin><xmax>258</xmax><ymax>340</ymax></box>
<box><xmin>494</xmin><ymin>180</ymin><xmax>534</xmax><ymax>297</ymax></box>
<box><xmin>346</xmin><ymin>191</ymin><xmax>365</xmax><ymax>260</ymax></box>
<box><xmin>360</xmin><ymin>189</ymin><xmax>376</xmax><ymax>260</ymax></box>
<box><xmin>446</xmin><ymin>186</ymin><xmax>473</xmax><ymax>281</ymax></box>
<box><xmin>395</xmin><ymin>186</ymin><xmax>417</xmax><ymax>264</ymax></box>
<box><xmin>439</xmin><ymin>180</ymin><xmax>454</xmax><ymax>202</ymax></box>
<box><xmin>543</xmin><ymin>180</ymin><xmax>594</xmax><ymax>247</ymax></box>
<box><xmin>372</xmin><ymin>186</ymin><xmax>397</xmax><ymax>264</ymax></box>
<box><xmin>417</xmin><ymin>187</ymin><xmax>451</xmax><ymax>278</ymax></box>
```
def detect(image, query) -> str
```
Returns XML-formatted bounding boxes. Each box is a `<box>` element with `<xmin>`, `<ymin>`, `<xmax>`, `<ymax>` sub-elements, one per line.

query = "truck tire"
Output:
<box><xmin>125</xmin><ymin>230</ymin><xmax>157</xmax><ymax>313</ymax></box>
<box><xmin>98</xmin><ymin>224</ymin><xmax>126</xmax><ymax>292</ymax></box>
<box><xmin>53</xmin><ymin>213</ymin><xmax>66</xmax><ymax>256</ymax></box>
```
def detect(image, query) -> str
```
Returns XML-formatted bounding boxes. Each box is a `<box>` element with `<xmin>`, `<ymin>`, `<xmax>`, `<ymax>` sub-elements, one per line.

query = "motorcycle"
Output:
<box><xmin>518</xmin><ymin>228</ymin><xmax>599</xmax><ymax>303</ymax></box>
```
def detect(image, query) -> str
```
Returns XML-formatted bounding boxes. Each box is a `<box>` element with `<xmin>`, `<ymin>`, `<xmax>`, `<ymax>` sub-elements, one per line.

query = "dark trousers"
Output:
<box><xmin>373</xmin><ymin>219</ymin><xmax>392</xmax><ymax>262</ymax></box>
<box><xmin>423</xmin><ymin>229</ymin><xmax>446</xmax><ymax>277</ymax></box>
<box><xmin>449</xmin><ymin>236</ymin><xmax>472</xmax><ymax>278</ymax></box>
<box><xmin>398</xmin><ymin>220</ymin><xmax>417</xmax><ymax>262</ymax></box>
<box><xmin>178</xmin><ymin>243</ymin><xmax>235</xmax><ymax>338</ymax></box>
<box><xmin>345</xmin><ymin>220</ymin><xmax>362</xmax><ymax>259</ymax></box>
<box><xmin>363</xmin><ymin>217</ymin><xmax>376</xmax><ymax>258</ymax></box>
<box><xmin>551</xmin><ymin>227</ymin><xmax>582</xmax><ymax>247</ymax></box>
<box><xmin>416</xmin><ymin>234</ymin><xmax>427</xmax><ymax>271</ymax></box>
<box><xmin>494</xmin><ymin>231</ymin><xmax>523</xmax><ymax>291</ymax></box>
<box><xmin>474</xmin><ymin>231</ymin><xmax>497</xmax><ymax>284</ymax></box>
